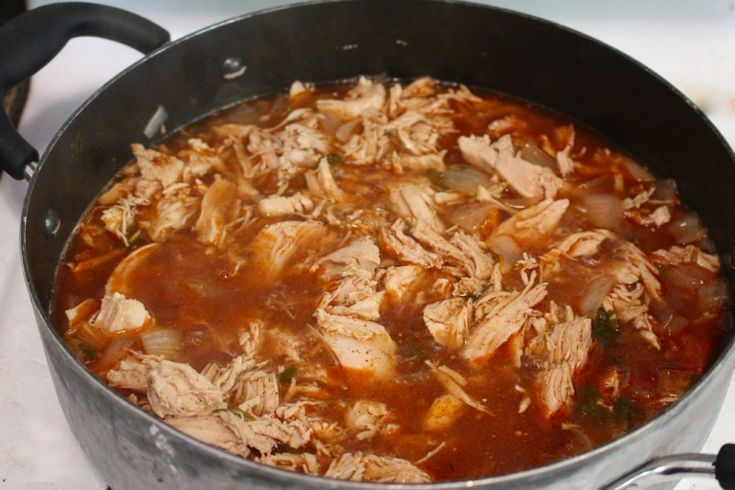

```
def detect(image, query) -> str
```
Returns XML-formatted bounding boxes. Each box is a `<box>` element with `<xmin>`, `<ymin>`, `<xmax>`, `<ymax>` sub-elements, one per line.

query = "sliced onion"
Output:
<box><xmin>562</xmin><ymin>424</ymin><xmax>593</xmax><ymax>452</ymax></box>
<box><xmin>141</xmin><ymin>328</ymin><xmax>183</xmax><ymax>359</ymax></box>
<box><xmin>487</xmin><ymin>234</ymin><xmax>522</xmax><ymax>273</ymax></box>
<box><xmin>521</xmin><ymin>141</ymin><xmax>558</xmax><ymax>171</ymax></box>
<box><xmin>319</xmin><ymin>113</ymin><xmax>341</xmax><ymax>135</ymax></box>
<box><xmin>667</xmin><ymin>314</ymin><xmax>689</xmax><ymax>333</ymax></box>
<box><xmin>580</xmin><ymin>194</ymin><xmax>623</xmax><ymax>231</ymax></box>
<box><xmin>450</xmin><ymin>202</ymin><xmax>495</xmax><ymax>233</ymax></box>
<box><xmin>620</xmin><ymin>157</ymin><xmax>654</xmax><ymax>182</ymax></box>
<box><xmin>335</xmin><ymin>119</ymin><xmax>359</xmax><ymax>142</ymax></box>
<box><xmin>651</xmin><ymin>179</ymin><xmax>678</xmax><ymax>202</ymax></box>
<box><xmin>698</xmin><ymin>278</ymin><xmax>730</xmax><ymax>312</ymax></box>
<box><xmin>579</xmin><ymin>275</ymin><xmax>615</xmax><ymax>317</ymax></box>
<box><xmin>660</xmin><ymin>264</ymin><xmax>710</xmax><ymax>292</ymax></box>
<box><xmin>669</xmin><ymin>213</ymin><xmax>707</xmax><ymax>244</ymax></box>
<box><xmin>649</xmin><ymin>300</ymin><xmax>674</xmax><ymax>328</ymax></box>
<box><xmin>437</xmin><ymin>165</ymin><xmax>495</xmax><ymax>194</ymax></box>
<box><xmin>95</xmin><ymin>336</ymin><xmax>134</xmax><ymax>371</ymax></box>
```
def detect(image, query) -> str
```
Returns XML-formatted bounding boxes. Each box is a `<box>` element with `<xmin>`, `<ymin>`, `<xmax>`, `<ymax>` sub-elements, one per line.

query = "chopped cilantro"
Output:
<box><xmin>78</xmin><ymin>343</ymin><xmax>96</xmax><ymax>361</ymax></box>
<box><xmin>613</xmin><ymin>397</ymin><xmax>635</xmax><ymax>428</ymax></box>
<box><xmin>407</xmin><ymin>344</ymin><xmax>425</xmax><ymax>361</ymax></box>
<box><xmin>216</xmin><ymin>406</ymin><xmax>256</xmax><ymax>421</ymax></box>
<box><xmin>592</xmin><ymin>308</ymin><xmax>621</xmax><ymax>346</ymax></box>
<box><xmin>425</xmin><ymin>168</ymin><xmax>443</xmax><ymax>186</ymax></box>
<box><xmin>325</xmin><ymin>153</ymin><xmax>342</xmax><ymax>165</ymax></box>
<box><xmin>278</xmin><ymin>365</ymin><xmax>297</xmax><ymax>383</ymax></box>
<box><xmin>576</xmin><ymin>387</ymin><xmax>607</xmax><ymax>422</ymax></box>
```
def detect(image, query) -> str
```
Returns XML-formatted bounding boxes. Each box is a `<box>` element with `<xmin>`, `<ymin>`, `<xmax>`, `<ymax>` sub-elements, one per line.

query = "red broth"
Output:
<box><xmin>53</xmin><ymin>78</ymin><xmax>729</xmax><ymax>483</ymax></box>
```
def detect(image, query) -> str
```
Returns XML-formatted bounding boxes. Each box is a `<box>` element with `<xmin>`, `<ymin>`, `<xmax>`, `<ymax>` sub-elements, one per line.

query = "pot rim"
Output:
<box><xmin>20</xmin><ymin>0</ymin><xmax>735</xmax><ymax>487</ymax></box>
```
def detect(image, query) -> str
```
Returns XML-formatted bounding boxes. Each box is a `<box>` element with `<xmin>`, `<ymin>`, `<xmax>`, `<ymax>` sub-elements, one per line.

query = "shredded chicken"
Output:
<box><xmin>91</xmin><ymin>292</ymin><xmax>151</xmax><ymax>332</ymax></box>
<box><xmin>317</xmin><ymin>76</ymin><xmax>386</xmax><ymax>121</ymax></box>
<box><xmin>167</xmin><ymin>414</ymin><xmax>251</xmax><ymax>457</ymax></box>
<box><xmin>423</xmin><ymin>297</ymin><xmax>472</xmax><ymax>350</ymax></box>
<box><xmin>458</xmin><ymin>134</ymin><xmax>562</xmax><ymax>200</ymax></box>
<box><xmin>463</xmin><ymin>281</ymin><xmax>548</xmax><ymax>364</ymax></box>
<box><xmin>305</xmin><ymin>160</ymin><xmax>345</xmax><ymax>201</ymax></box>
<box><xmin>194</xmin><ymin>178</ymin><xmax>240</xmax><ymax>247</ymax></box>
<box><xmin>325</xmin><ymin>452</ymin><xmax>430</xmax><ymax>483</ymax></box>
<box><xmin>526</xmin><ymin>316</ymin><xmax>592</xmax><ymax>416</ymax></box>
<box><xmin>652</xmin><ymin>244</ymin><xmax>719</xmax><ymax>272</ymax></box>
<box><xmin>107</xmin><ymin>353</ymin><xmax>161</xmax><ymax>391</ymax></box>
<box><xmin>382</xmin><ymin>265</ymin><xmax>423</xmax><ymax>301</ymax></box>
<box><xmin>147</xmin><ymin>360</ymin><xmax>225</xmax><ymax>418</ymax></box>
<box><xmin>390</xmin><ymin>183</ymin><xmax>445</xmax><ymax>232</ymax></box>
<box><xmin>493</xmin><ymin>199</ymin><xmax>570</xmax><ymax>247</ymax></box>
<box><xmin>250</xmin><ymin>220</ymin><xmax>327</xmax><ymax>279</ymax></box>
<box><xmin>426</xmin><ymin>361</ymin><xmax>491</xmax><ymax>414</ymax></box>
<box><xmin>345</xmin><ymin>400</ymin><xmax>389</xmax><ymax>440</ymax></box>
<box><xmin>258</xmin><ymin>192</ymin><xmax>314</xmax><ymax>217</ymax></box>
<box><xmin>379</xmin><ymin>219</ymin><xmax>441</xmax><ymax>268</ymax></box>
<box><xmin>314</xmin><ymin>236</ymin><xmax>384</xmax><ymax>320</ymax></box>
<box><xmin>315</xmin><ymin>309</ymin><xmax>397</xmax><ymax>380</ymax></box>
<box><xmin>131</xmin><ymin>144</ymin><xmax>184</xmax><ymax>188</ymax></box>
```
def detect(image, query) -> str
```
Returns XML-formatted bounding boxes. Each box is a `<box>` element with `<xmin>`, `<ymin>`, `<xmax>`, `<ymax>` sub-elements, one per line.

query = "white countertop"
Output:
<box><xmin>1</xmin><ymin>1</ymin><xmax>734</xmax><ymax>489</ymax></box>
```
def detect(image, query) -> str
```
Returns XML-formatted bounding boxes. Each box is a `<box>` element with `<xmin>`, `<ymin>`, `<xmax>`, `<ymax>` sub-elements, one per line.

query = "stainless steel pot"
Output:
<box><xmin>1</xmin><ymin>1</ymin><xmax>734</xmax><ymax>488</ymax></box>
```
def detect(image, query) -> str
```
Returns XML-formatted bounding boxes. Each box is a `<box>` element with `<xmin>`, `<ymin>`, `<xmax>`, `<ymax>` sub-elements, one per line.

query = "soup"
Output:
<box><xmin>53</xmin><ymin>77</ymin><xmax>729</xmax><ymax>483</ymax></box>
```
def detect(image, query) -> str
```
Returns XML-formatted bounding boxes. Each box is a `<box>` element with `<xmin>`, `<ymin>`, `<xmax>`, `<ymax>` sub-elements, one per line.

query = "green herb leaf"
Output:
<box><xmin>592</xmin><ymin>308</ymin><xmax>621</xmax><ymax>346</ymax></box>
<box><xmin>278</xmin><ymin>366</ymin><xmax>297</xmax><ymax>383</ymax></box>
<box><xmin>276</xmin><ymin>443</ymin><xmax>304</xmax><ymax>454</ymax></box>
<box><xmin>613</xmin><ymin>397</ymin><xmax>635</xmax><ymax>428</ymax></box>
<box><xmin>407</xmin><ymin>344</ymin><xmax>425</xmax><ymax>361</ymax></box>
<box><xmin>325</xmin><ymin>153</ymin><xmax>342</xmax><ymax>165</ymax></box>
<box><xmin>229</xmin><ymin>407</ymin><xmax>255</xmax><ymax>421</ymax></box>
<box><xmin>78</xmin><ymin>343</ymin><xmax>97</xmax><ymax>361</ymax></box>
<box><xmin>425</xmin><ymin>169</ymin><xmax>443</xmax><ymax>186</ymax></box>
<box><xmin>576</xmin><ymin>387</ymin><xmax>607</xmax><ymax>422</ymax></box>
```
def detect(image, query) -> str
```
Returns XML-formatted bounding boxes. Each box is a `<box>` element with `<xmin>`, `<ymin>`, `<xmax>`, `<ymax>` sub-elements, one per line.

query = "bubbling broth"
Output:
<box><xmin>54</xmin><ymin>77</ymin><xmax>729</xmax><ymax>483</ymax></box>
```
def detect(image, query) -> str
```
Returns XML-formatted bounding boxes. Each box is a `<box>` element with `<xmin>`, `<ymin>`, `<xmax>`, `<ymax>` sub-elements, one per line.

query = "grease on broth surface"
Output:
<box><xmin>54</xmin><ymin>77</ymin><xmax>729</xmax><ymax>483</ymax></box>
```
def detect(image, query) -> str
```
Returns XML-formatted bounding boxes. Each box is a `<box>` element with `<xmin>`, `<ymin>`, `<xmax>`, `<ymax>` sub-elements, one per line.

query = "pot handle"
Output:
<box><xmin>0</xmin><ymin>2</ymin><xmax>170</xmax><ymax>180</ymax></box>
<box><xmin>602</xmin><ymin>443</ymin><xmax>735</xmax><ymax>489</ymax></box>
<box><xmin>717</xmin><ymin>444</ymin><xmax>735</xmax><ymax>489</ymax></box>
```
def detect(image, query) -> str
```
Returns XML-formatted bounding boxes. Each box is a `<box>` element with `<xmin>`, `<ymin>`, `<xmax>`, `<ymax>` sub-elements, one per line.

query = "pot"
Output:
<box><xmin>0</xmin><ymin>1</ymin><xmax>734</xmax><ymax>488</ymax></box>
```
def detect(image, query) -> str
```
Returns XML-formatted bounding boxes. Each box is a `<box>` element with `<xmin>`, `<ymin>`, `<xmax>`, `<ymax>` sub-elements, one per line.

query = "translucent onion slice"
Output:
<box><xmin>620</xmin><ymin>157</ymin><xmax>654</xmax><ymax>182</ymax></box>
<box><xmin>432</xmin><ymin>165</ymin><xmax>494</xmax><ymax>194</ymax></box>
<box><xmin>698</xmin><ymin>278</ymin><xmax>730</xmax><ymax>312</ymax></box>
<box><xmin>95</xmin><ymin>336</ymin><xmax>135</xmax><ymax>371</ymax></box>
<box><xmin>579</xmin><ymin>275</ymin><xmax>615</xmax><ymax>317</ymax></box>
<box><xmin>520</xmin><ymin>141</ymin><xmax>558</xmax><ymax>171</ymax></box>
<box><xmin>668</xmin><ymin>213</ymin><xmax>707</xmax><ymax>245</ymax></box>
<box><xmin>652</xmin><ymin>179</ymin><xmax>677</xmax><ymax>202</ymax></box>
<box><xmin>449</xmin><ymin>202</ymin><xmax>495</xmax><ymax>233</ymax></box>
<box><xmin>580</xmin><ymin>194</ymin><xmax>623</xmax><ymax>232</ymax></box>
<box><xmin>141</xmin><ymin>328</ymin><xmax>183</xmax><ymax>359</ymax></box>
<box><xmin>487</xmin><ymin>234</ymin><xmax>522</xmax><ymax>273</ymax></box>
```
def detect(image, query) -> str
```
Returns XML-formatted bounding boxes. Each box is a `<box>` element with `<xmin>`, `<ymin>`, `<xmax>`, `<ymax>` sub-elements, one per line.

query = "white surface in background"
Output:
<box><xmin>0</xmin><ymin>1</ymin><xmax>733</xmax><ymax>489</ymax></box>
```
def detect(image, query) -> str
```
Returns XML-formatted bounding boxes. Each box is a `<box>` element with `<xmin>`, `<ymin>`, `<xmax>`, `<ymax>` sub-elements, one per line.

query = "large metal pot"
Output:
<box><xmin>1</xmin><ymin>1</ymin><xmax>734</xmax><ymax>488</ymax></box>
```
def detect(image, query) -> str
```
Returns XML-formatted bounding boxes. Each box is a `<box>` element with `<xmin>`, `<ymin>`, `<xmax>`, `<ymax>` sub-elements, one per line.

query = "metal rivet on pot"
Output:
<box><xmin>222</xmin><ymin>57</ymin><xmax>246</xmax><ymax>80</ymax></box>
<box><xmin>44</xmin><ymin>208</ymin><xmax>60</xmax><ymax>239</ymax></box>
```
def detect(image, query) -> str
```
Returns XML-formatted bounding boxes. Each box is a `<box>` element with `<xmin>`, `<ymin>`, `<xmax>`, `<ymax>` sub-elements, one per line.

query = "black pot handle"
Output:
<box><xmin>0</xmin><ymin>2</ymin><xmax>170</xmax><ymax>180</ymax></box>
<box><xmin>717</xmin><ymin>444</ymin><xmax>735</xmax><ymax>489</ymax></box>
